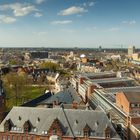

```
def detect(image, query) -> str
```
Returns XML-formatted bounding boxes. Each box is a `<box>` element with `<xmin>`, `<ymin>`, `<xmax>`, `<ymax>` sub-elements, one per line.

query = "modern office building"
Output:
<box><xmin>30</xmin><ymin>51</ymin><xmax>48</xmax><ymax>59</ymax></box>
<box><xmin>89</xmin><ymin>86</ymin><xmax>140</xmax><ymax>140</ymax></box>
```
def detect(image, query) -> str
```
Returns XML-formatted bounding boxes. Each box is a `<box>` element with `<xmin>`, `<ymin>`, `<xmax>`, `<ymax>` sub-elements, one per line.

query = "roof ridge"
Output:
<box><xmin>61</xmin><ymin>108</ymin><xmax>75</xmax><ymax>137</ymax></box>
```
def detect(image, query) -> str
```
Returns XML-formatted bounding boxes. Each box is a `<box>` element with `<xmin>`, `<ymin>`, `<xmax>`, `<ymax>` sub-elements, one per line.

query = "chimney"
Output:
<box><xmin>72</xmin><ymin>101</ymin><xmax>78</xmax><ymax>109</ymax></box>
<box><xmin>53</xmin><ymin>101</ymin><xmax>58</xmax><ymax>108</ymax></box>
<box><xmin>87</xmin><ymin>85</ymin><xmax>97</xmax><ymax>98</ymax></box>
<box><xmin>79</xmin><ymin>77</ymin><xmax>85</xmax><ymax>84</ymax></box>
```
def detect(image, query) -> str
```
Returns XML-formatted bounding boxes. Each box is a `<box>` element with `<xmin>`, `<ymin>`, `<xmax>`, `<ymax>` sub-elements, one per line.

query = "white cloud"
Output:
<box><xmin>0</xmin><ymin>15</ymin><xmax>16</xmax><ymax>23</ymax></box>
<box><xmin>0</xmin><ymin>3</ymin><xmax>37</xmax><ymax>17</ymax></box>
<box><xmin>51</xmin><ymin>20</ymin><xmax>72</xmax><ymax>25</ymax></box>
<box><xmin>108</xmin><ymin>27</ymin><xmax>120</xmax><ymax>32</ymax></box>
<box><xmin>122</xmin><ymin>20</ymin><xmax>136</xmax><ymax>25</ymax></box>
<box><xmin>83</xmin><ymin>1</ymin><xmax>96</xmax><ymax>7</ymax></box>
<box><xmin>14</xmin><ymin>5</ymin><xmax>37</xmax><ymax>17</ymax></box>
<box><xmin>36</xmin><ymin>0</ymin><xmax>45</xmax><ymax>4</ymax></box>
<box><xmin>34</xmin><ymin>12</ymin><xmax>42</xmax><ymax>17</ymax></box>
<box><xmin>83</xmin><ymin>3</ymin><xmax>87</xmax><ymax>7</ymax></box>
<box><xmin>129</xmin><ymin>20</ymin><xmax>136</xmax><ymax>25</ymax></box>
<box><xmin>58</xmin><ymin>6</ymin><xmax>87</xmax><ymax>16</ymax></box>
<box><xmin>89</xmin><ymin>2</ymin><xmax>95</xmax><ymax>7</ymax></box>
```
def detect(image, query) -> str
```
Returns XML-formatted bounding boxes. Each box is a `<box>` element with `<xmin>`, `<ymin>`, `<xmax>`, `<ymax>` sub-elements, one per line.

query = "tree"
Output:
<box><xmin>4</xmin><ymin>72</ymin><xmax>27</xmax><ymax>106</ymax></box>
<box><xmin>39</xmin><ymin>62</ymin><xmax>59</xmax><ymax>71</ymax></box>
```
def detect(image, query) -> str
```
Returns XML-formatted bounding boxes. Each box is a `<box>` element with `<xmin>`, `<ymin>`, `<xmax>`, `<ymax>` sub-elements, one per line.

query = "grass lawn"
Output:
<box><xmin>5</xmin><ymin>85</ymin><xmax>47</xmax><ymax>110</ymax></box>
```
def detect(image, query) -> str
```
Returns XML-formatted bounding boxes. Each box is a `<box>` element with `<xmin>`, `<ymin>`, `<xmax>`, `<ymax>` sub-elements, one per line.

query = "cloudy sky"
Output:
<box><xmin>0</xmin><ymin>0</ymin><xmax>139</xmax><ymax>48</ymax></box>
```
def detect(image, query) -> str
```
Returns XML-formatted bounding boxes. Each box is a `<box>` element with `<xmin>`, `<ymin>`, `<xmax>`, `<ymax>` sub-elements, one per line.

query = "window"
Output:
<box><xmin>45</xmin><ymin>131</ymin><xmax>48</xmax><ymax>134</ymax></box>
<box><xmin>12</xmin><ymin>136</ymin><xmax>15</xmax><ymax>140</ymax></box>
<box><xmin>52</xmin><ymin>128</ymin><xmax>57</xmax><ymax>134</ymax></box>
<box><xmin>90</xmin><ymin>131</ymin><xmax>95</xmax><ymax>136</ymax></box>
<box><xmin>33</xmin><ymin>128</ymin><xmax>37</xmax><ymax>132</ymax></box>
<box><xmin>84</xmin><ymin>131</ymin><xmax>89</xmax><ymax>137</ymax></box>
<box><xmin>23</xmin><ymin>121</ymin><xmax>31</xmax><ymax>133</ymax></box>
<box><xmin>4</xmin><ymin>120</ymin><xmax>11</xmax><ymax>132</ymax></box>
<box><xmin>31</xmin><ymin>137</ymin><xmax>36</xmax><ymax>140</ymax></box>
<box><xmin>131</xmin><ymin>104</ymin><xmax>135</xmax><ymax>107</ymax></box>
<box><xmin>49</xmin><ymin>135</ymin><xmax>59</xmax><ymax>140</ymax></box>
<box><xmin>75</xmin><ymin>131</ymin><xmax>81</xmax><ymax>135</ymax></box>
<box><xmin>106</xmin><ymin>133</ymin><xmax>110</xmax><ymax>138</ymax></box>
<box><xmin>2</xmin><ymin>136</ymin><xmax>5</xmax><ymax>140</ymax></box>
<box><xmin>7</xmin><ymin>136</ymin><xmax>10</xmax><ymax>140</ymax></box>
<box><xmin>27</xmin><ymin>136</ymin><xmax>30</xmax><ymax>140</ymax></box>
<box><xmin>17</xmin><ymin>136</ymin><xmax>20</xmax><ymax>140</ymax></box>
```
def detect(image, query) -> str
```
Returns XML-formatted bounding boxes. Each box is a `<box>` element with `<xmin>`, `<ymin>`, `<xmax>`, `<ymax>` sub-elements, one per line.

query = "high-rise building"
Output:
<box><xmin>99</xmin><ymin>46</ymin><xmax>102</xmax><ymax>52</ymax></box>
<box><xmin>128</xmin><ymin>46</ymin><xmax>135</xmax><ymax>55</ymax></box>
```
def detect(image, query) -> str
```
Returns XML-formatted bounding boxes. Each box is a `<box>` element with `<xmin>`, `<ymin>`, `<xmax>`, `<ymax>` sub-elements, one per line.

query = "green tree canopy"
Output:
<box><xmin>39</xmin><ymin>62</ymin><xmax>59</xmax><ymax>71</ymax></box>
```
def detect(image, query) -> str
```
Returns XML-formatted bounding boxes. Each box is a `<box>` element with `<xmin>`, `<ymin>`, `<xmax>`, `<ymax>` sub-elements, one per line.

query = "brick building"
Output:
<box><xmin>0</xmin><ymin>107</ymin><xmax>120</xmax><ymax>140</ymax></box>
<box><xmin>116</xmin><ymin>91</ymin><xmax>140</xmax><ymax>115</ymax></box>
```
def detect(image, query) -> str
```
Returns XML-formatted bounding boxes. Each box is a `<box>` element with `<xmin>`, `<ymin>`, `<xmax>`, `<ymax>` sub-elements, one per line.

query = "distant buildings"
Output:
<box><xmin>30</xmin><ymin>51</ymin><xmax>48</xmax><ymax>59</ymax></box>
<box><xmin>99</xmin><ymin>46</ymin><xmax>102</xmax><ymax>52</ymax></box>
<box><xmin>128</xmin><ymin>46</ymin><xmax>135</xmax><ymax>56</ymax></box>
<box><xmin>127</xmin><ymin>46</ymin><xmax>140</xmax><ymax>65</ymax></box>
<box><xmin>131</xmin><ymin>53</ymin><xmax>140</xmax><ymax>61</ymax></box>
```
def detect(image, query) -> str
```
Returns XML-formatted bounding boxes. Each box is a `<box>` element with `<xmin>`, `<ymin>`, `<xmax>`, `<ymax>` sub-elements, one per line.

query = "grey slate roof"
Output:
<box><xmin>90</xmin><ymin>77</ymin><xmax>134</xmax><ymax>84</ymax></box>
<box><xmin>78</xmin><ymin>71</ymin><xmax>116</xmax><ymax>78</ymax></box>
<box><xmin>22</xmin><ymin>92</ymin><xmax>52</xmax><ymax>107</ymax></box>
<box><xmin>39</xmin><ymin>90</ymin><xmax>73</xmax><ymax>105</ymax></box>
<box><xmin>39</xmin><ymin>86</ymin><xmax>82</xmax><ymax>105</ymax></box>
<box><xmin>0</xmin><ymin>107</ymin><xmax>120</xmax><ymax>139</ymax></box>
<box><xmin>105</xmin><ymin>86</ymin><xmax>140</xmax><ymax>95</ymax></box>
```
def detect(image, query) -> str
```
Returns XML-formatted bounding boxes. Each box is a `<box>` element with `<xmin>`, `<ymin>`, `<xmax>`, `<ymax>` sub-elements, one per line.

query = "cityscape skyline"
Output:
<box><xmin>0</xmin><ymin>0</ymin><xmax>140</xmax><ymax>48</ymax></box>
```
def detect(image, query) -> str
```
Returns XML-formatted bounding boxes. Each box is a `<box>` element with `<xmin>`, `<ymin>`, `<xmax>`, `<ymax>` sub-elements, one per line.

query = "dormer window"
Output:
<box><xmin>4</xmin><ymin>119</ymin><xmax>12</xmax><ymax>132</ymax></box>
<box><xmin>83</xmin><ymin>124</ymin><xmax>91</xmax><ymax>137</ymax></box>
<box><xmin>105</xmin><ymin>125</ymin><xmax>111</xmax><ymax>139</ymax></box>
<box><xmin>95</xmin><ymin>121</ymin><xmax>99</xmax><ymax>127</ymax></box>
<box><xmin>74</xmin><ymin>120</ymin><xmax>78</xmax><ymax>125</ymax></box>
<box><xmin>36</xmin><ymin>117</ymin><xmax>40</xmax><ymax>123</ymax></box>
<box><xmin>48</xmin><ymin>118</ymin><xmax>63</xmax><ymax>136</ymax></box>
<box><xmin>23</xmin><ymin>120</ymin><xmax>31</xmax><ymax>133</ymax></box>
<box><xmin>18</xmin><ymin>116</ymin><xmax>21</xmax><ymax>121</ymax></box>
